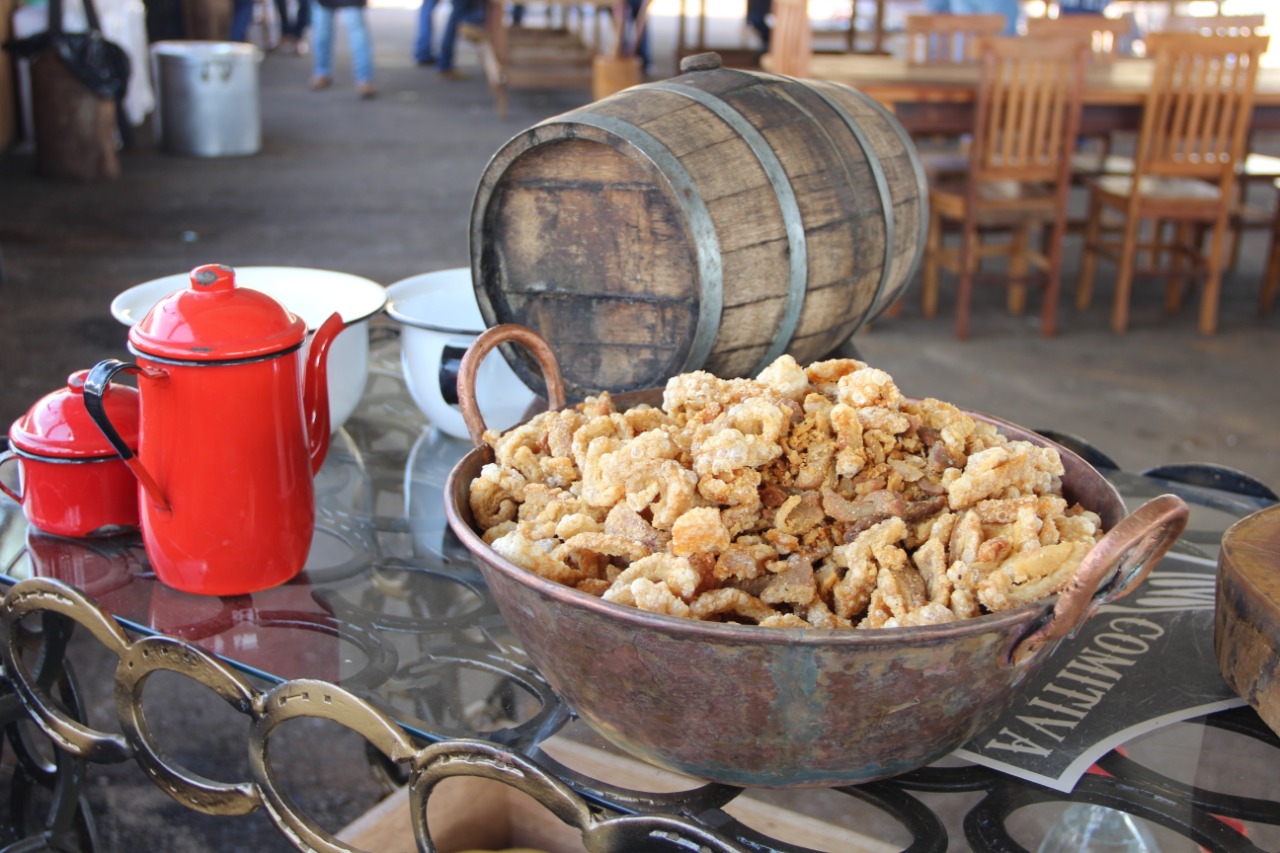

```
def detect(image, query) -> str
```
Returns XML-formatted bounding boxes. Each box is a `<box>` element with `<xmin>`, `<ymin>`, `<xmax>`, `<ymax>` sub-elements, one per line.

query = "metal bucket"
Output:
<box><xmin>150</xmin><ymin>41</ymin><xmax>262</xmax><ymax>157</ymax></box>
<box><xmin>444</xmin><ymin>325</ymin><xmax>1192</xmax><ymax>788</ymax></box>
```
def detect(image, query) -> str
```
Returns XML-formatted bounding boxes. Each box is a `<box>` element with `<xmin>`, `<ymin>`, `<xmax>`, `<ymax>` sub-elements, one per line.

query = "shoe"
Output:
<box><xmin>357</xmin><ymin>82</ymin><xmax>377</xmax><ymax>99</ymax></box>
<box><xmin>309</xmin><ymin>75</ymin><xmax>332</xmax><ymax>90</ymax></box>
<box><xmin>459</xmin><ymin>22</ymin><xmax>485</xmax><ymax>43</ymax></box>
<box><xmin>437</xmin><ymin>68</ymin><xmax>469</xmax><ymax>81</ymax></box>
<box><xmin>415</xmin><ymin>56</ymin><xmax>436</xmax><ymax>66</ymax></box>
<box><xmin>275</xmin><ymin>35</ymin><xmax>298</xmax><ymax>54</ymax></box>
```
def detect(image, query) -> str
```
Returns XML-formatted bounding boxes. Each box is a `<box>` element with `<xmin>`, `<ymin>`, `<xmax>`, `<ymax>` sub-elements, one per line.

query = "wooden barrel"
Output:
<box><xmin>470</xmin><ymin>52</ymin><xmax>927</xmax><ymax>399</ymax></box>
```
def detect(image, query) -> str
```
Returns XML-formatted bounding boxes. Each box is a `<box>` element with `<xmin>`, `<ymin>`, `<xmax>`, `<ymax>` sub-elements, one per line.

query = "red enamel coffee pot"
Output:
<box><xmin>83</xmin><ymin>264</ymin><xmax>345</xmax><ymax>596</ymax></box>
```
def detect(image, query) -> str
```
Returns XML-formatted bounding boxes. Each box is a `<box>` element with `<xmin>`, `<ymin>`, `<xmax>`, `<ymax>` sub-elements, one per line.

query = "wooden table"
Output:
<box><xmin>780</xmin><ymin>53</ymin><xmax>1280</xmax><ymax>135</ymax></box>
<box><xmin>480</xmin><ymin>0</ymin><xmax>608</xmax><ymax>118</ymax></box>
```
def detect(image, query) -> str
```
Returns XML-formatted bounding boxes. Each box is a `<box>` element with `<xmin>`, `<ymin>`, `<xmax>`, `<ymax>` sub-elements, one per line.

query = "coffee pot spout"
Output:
<box><xmin>304</xmin><ymin>312</ymin><xmax>346</xmax><ymax>474</ymax></box>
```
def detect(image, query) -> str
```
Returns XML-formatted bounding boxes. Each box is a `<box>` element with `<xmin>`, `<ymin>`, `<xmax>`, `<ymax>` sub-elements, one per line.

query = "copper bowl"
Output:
<box><xmin>444</xmin><ymin>325</ymin><xmax>1190</xmax><ymax>788</ymax></box>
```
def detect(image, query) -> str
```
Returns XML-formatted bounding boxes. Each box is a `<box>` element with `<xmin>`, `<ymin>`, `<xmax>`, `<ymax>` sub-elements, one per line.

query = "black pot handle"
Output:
<box><xmin>84</xmin><ymin>360</ymin><xmax>139</xmax><ymax>461</ymax></box>
<box><xmin>84</xmin><ymin>360</ymin><xmax>170</xmax><ymax>513</ymax></box>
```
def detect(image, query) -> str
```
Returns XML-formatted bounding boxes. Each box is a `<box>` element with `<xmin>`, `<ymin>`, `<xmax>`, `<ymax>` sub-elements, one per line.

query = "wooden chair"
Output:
<box><xmin>1161</xmin><ymin>15</ymin><xmax>1273</xmax><ymax>270</ymax></box>
<box><xmin>1072</xmin><ymin>14</ymin><xmax>1273</xmax><ymax>245</ymax></box>
<box><xmin>1027</xmin><ymin>15</ymin><xmax>1134</xmax><ymax>180</ymax></box>
<box><xmin>1025</xmin><ymin>14</ymin><xmax>1131</xmax><ymax>63</ymax></box>
<box><xmin>480</xmin><ymin>0</ymin><xmax>600</xmax><ymax>118</ymax></box>
<box><xmin>1161</xmin><ymin>14</ymin><xmax>1266</xmax><ymax>37</ymax></box>
<box><xmin>899</xmin><ymin>14</ymin><xmax>1007</xmax><ymax>184</ymax></box>
<box><xmin>1263</xmin><ymin>177</ymin><xmax>1280</xmax><ymax>315</ymax></box>
<box><xmin>921</xmin><ymin>35</ymin><xmax>1089</xmax><ymax>338</ymax></box>
<box><xmin>1074</xmin><ymin>32</ymin><xmax>1270</xmax><ymax>334</ymax></box>
<box><xmin>763</xmin><ymin>0</ymin><xmax>812</xmax><ymax>77</ymax></box>
<box><xmin>903</xmin><ymin>14</ymin><xmax>1006</xmax><ymax>65</ymax></box>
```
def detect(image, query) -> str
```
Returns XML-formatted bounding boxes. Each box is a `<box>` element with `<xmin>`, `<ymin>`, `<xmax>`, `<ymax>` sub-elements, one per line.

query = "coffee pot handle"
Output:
<box><xmin>84</xmin><ymin>360</ymin><xmax>171</xmax><ymax>514</ymax></box>
<box><xmin>302</xmin><ymin>313</ymin><xmax>345</xmax><ymax>476</ymax></box>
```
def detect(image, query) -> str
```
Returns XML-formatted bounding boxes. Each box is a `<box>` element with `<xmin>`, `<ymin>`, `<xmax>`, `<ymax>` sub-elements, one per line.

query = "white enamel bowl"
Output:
<box><xmin>111</xmin><ymin>267</ymin><xmax>387</xmax><ymax>432</ymax></box>
<box><xmin>385</xmin><ymin>268</ymin><xmax>535</xmax><ymax>440</ymax></box>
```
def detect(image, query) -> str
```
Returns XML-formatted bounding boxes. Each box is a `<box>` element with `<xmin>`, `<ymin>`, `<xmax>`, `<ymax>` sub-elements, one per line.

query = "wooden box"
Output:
<box><xmin>337</xmin><ymin>736</ymin><xmax>893</xmax><ymax>852</ymax></box>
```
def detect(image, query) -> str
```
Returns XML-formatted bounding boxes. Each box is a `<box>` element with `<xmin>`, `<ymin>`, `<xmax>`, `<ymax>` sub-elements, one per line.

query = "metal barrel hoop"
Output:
<box><xmin>411</xmin><ymin>738</ymin><xmax>595</xmax><ymax>853</ymax></box>
<box><xmin>0</xmin><ymin>578</ymin><xmax>133</xmax><ymax>763</ymax></box>
<box><xmin>114</xmin><ymin>635</ymin><xmax>262</xmax><ymax>816</ymax></box>
<box><xmin>249</xmin><ymin>678</ymin><xmax>419</xmax><ymax>853</ymax></box>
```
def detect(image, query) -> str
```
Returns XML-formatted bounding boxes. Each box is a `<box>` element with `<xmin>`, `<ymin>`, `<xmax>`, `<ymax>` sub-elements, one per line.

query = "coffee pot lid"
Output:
<box><xmin>9</xmin><ymin>370</ymin><xmax>140</xmax><ymax>459</ymax></box>
<box><xmin>129</xmin><ymin>264</ymin><xmax>307</xmax><ymax>362</ymax></box>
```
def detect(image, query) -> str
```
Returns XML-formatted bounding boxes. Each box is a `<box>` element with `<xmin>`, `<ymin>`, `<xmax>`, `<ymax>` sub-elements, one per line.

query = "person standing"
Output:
<box><xmin>746</xmin><ymin>0</ymin><xmax>770</xmax><ymax>56</ymax></box>
<box><xmin>1056</xmin><ymin>0</ymin><xmax>1110</xmax><ymax>13</ymax></box>
<box><xmin>413</xmin><ymin>0</ymin><xmax>438</xmax><ymax>65</ymax></box>
<box><xmin>275</xmin><ymin>0</ymin><xmax>310</xmax><ymax>52</ymax></box>
<box><xmin>623</xmin><ymin>0</ymin><xmax>650</xmax><ymax>74</ymax></box>
<box><xmin>229</xmin><ymin>0</ymin><xmax>254</xmax><ymax>41</ymax></box>
<box><xmin>435</xmin><ymin>0</ymin><xmax>485</xmax><ymax>80</ymax></box>
<box><xmin>310</xmin><ymin>0</ymin><xmax>377</xmax><ymax>98</ymax></box>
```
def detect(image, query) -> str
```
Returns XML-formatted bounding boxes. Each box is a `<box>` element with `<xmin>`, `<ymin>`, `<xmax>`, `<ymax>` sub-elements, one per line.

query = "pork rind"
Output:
<box><xmin>468</xmin><ymin>354</ymin><xmax>1104</xmax><ymax>630</ymax></box>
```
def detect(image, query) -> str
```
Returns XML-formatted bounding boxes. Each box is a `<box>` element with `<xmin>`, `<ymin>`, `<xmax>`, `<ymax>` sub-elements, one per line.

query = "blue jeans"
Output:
<box><xmin>1057</xmin><ymin>0</ymin><xmax>1109</xmax><ymax>12</ymax></box>
<box><xmin>438</xmin><ymin>0</ymin><xmax>484</xmax><ymax>71</ymax></box>
<box><xmin>275</xmin><ymin>0</ymin><xmax>310</xmax><ymax>39</ymax></box>
<box><xmin>310</xmin><ymin>1</ymin><xmax>375</xmax><ymax>83</ymax></box>
<box><xmin>230</xmin><ymin>0</ymin><xmax>254</xmax><ymax>40</ymax></box>
<box><xmin>625</xmin><ymin>0</ymin><xmax>649</xmax><ymax>71</ymax></box>
<box><xmin>414</xmin><ymin>0</ymin><xmax>438</xmax><ymax>63</ymax></box>
<box><xmin>746</xmin><ymin>0</ymin><xmax>770</xmax><ymax>49</ymax></box>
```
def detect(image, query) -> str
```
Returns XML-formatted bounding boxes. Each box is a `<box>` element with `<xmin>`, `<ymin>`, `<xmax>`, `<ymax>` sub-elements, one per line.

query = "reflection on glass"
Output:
<box><xmin>1037</xmin><ymin>803</ymin><xmax>1160</xmax><ymax>853</ymax></box>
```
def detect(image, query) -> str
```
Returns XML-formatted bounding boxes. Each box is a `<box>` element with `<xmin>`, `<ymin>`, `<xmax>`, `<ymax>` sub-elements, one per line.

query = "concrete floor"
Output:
<box><xmin>1</xmin><ymin>5</ymin><xmax>1279</xmax><ymax>849</ymax></box>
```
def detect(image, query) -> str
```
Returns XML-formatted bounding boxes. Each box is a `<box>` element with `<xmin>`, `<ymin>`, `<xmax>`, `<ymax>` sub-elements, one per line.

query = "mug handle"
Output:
<box><xmin>439</xmin><ymin>344</ymin><xmax>467</xmax><ymax>407</ymax></box>
<box><xmin>457</xmin><ymin>324</ymin><xmax>567</xmax><ymax>447</ymax></box>
<box><xmin>0</xmin><ymin>448</ymin><xmax>22</xmax><ymax>504</ymax></box>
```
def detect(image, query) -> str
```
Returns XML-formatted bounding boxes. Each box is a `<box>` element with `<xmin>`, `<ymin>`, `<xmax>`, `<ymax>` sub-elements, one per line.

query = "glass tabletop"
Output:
<box><xmin>1</xmin><ymin>335</ymin><xmax>1277</xmax><ymax>852</ymax></box>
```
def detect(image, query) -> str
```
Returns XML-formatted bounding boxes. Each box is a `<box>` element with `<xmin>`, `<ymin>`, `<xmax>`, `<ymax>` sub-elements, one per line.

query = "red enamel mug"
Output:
<box><xmin>83</xmin><ymin>264</ymin><xmax>345</xmax><ymax>596</ymax></box>
<box><xmin>1</xmin><ymin>370</ymin><xmax>141</xmax><ymax>538</ymax></box>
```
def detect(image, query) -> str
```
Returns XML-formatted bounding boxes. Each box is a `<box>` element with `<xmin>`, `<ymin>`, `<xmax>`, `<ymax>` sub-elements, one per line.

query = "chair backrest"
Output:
<box><xmin>764</xmin><ymin>0</ymin><xmax>812</xmax><ymax>77</ymax></box>
<box><xmin>1161</xmin><ymin>14</ymin><xmax>1267</xmax><ymax>37</ymax></box>
<box><xmin>904</xmin><ymin>14</ymin><xmax>1006</xmax><ymax>65</ymax></box>
<box><xmin>968</xmin><ymin>35</ymin><xmax>1089</xmax><ymax>186</ymax></box>
<box><xmin>1133</xmin><ymin>33</ymin><xmax>1270</xmax><ymax>184</ymax></box>
<box><xmin>1025</xmin><ymin>14</ymin><xmax>1131</xmax><ymax>63</ymax></box>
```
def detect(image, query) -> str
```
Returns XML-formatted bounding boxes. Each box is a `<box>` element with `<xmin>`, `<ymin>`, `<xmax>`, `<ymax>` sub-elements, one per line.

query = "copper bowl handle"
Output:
<box><xmin>1008</xmin><ymin>493</ymin><xmax>1189</xmax><ymax>666</ymax></box>
<box><xmin>458</xmin><ymin>324</ymin><xmax>568</xmax><ymax>447</ymax></box>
